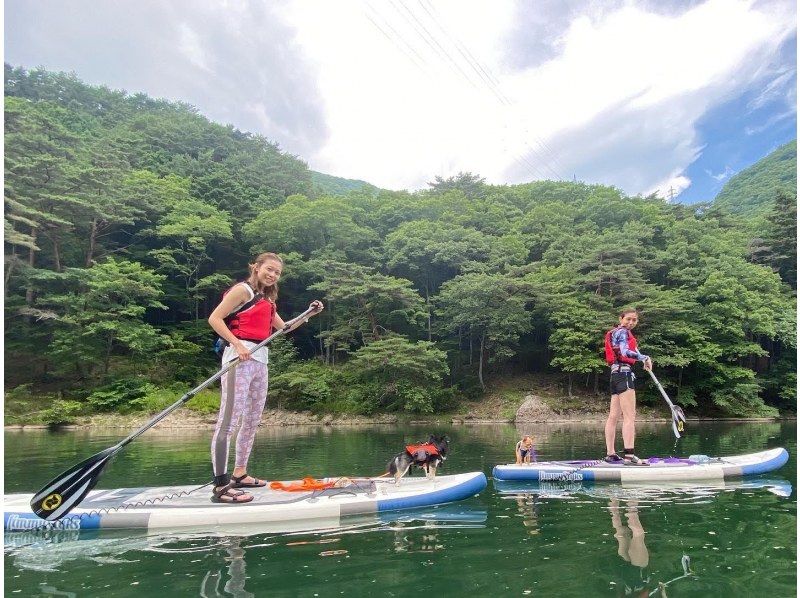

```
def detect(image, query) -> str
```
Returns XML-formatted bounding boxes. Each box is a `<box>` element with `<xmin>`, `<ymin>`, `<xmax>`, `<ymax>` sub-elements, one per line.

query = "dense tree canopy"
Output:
<box><xmin>4</xmin><ymin>65</ymin><xmax>796</xmax><ymax>417</ymax></box>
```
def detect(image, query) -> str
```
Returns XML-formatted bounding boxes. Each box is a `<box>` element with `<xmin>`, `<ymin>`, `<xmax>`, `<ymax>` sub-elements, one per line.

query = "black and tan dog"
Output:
<box><xmin>387</xmin><ymin>435</ymin><xmax>449</xmax><ymax>484</ymax></box>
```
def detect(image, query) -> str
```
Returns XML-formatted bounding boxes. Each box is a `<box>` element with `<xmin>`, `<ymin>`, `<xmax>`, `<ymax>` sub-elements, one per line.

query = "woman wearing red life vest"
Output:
<box><xmin>207</xmin><ymin>252</ymin><xmax>323</xmax><ymax>503</ymax></box>
<box><xmin>604</xmin><ymin>309</ymin><xmax>652</xmax><ymax>465</ymax></box>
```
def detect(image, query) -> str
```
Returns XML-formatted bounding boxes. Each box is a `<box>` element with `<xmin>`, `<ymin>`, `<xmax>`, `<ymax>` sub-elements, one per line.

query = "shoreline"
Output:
<box><xmin>3</xmin><ymin>407</ymin><xmax>793</xmax><ymax>431</ymax></box>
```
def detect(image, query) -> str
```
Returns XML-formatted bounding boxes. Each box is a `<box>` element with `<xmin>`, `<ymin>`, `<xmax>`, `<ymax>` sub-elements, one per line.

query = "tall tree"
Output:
<box><xmin>149</xmin><ymin>198</ymin><xmax>233</xmax><ymax>319</ymax></box>
<box><xmin>384</xmin><ymin>221</ymin><xmax>495</xmax><ymax>339</ymax></box>
<box><xmin>242</xmin><ymin>194</ymin><xmax>376</xmax><ymax>259</ymax></box>
<box><xmin>427</xmin><ymin>171</ymin><xmax>487</xmax><ymax>199</ymax></box>
<box><xmin>44</xmin><ymin>258</ymin><xmax>167</xmax><ymax>378</ymax></box>
<box><xmin>308</xmin><ymin>259</ymin><xmax>427</xmax><ymax>359</ymax></box>
<box><xmin>754</xmin><ymin>190</ymin><xmax>797</xmax><ymax>289</ymax></box>
<box><xmin>435</xmin><ymin>273</ymin><xmax>533</xmax><ymax>389</ymax></box>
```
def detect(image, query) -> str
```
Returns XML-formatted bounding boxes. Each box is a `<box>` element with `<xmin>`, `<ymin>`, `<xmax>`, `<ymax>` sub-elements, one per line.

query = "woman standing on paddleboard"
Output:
<box><xmin>208</xmin><ymin>252</ymin><xmax>322</xmax><ymax>503</ymax></box>
<box><xmin>604</xmin><ymin>309</ymin><xmax>652</xmax><ymax>465</ymax></box>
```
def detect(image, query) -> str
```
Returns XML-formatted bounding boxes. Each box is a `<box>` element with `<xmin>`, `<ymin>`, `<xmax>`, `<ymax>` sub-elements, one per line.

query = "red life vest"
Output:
<box><xmin>604</xmin><ymin>326</ymin><xmax>638</xmax><ymax>366</ymax></box>
<box><xmin>405</xmin><ymin>443</ymin><xmax>440</xmax><ymax>462</ymax></box>
<box><xmin>224</xmin><ymin>283</ymin><xmax>275</xmax><ymax>342</ymax></box>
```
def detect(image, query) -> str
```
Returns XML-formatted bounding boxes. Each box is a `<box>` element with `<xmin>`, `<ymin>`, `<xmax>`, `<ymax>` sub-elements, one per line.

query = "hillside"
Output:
<box><xmin>311</xmin><ymin>171</ymin><xmax>379</xmax><ymax>197</ymax></box>
<box><xmin>4</xmin><ymin>64</ymin><xmax>796</xmax><ymax>422</ymax></box>
<box><xmin>713</xmin><ymin>140</ymin><xmax>797</xmax><ymax>215</ymax></box>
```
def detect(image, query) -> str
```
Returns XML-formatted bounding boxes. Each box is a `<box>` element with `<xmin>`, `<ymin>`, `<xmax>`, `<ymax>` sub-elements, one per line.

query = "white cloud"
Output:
<box><xmin>284</xmin><ymin>0</ymin><xmax>795</xmax><ymax>193</ymax></box>
<box><xmin>281</xmin><ymin>0</ymin><xmax>519</xmax><ymax>188</ymax></box>
<box><xmin>705</xmin><ymin>165</ymin><xmax>735</xmax><ymax>182</ymax></box>
<box><xmin>5</xmin><ymin>0</ymin><xmax>329</xmax><ymax>158</ymax></box>
<box><xmin>5</xmin><ymin>0</ymin><xmax>796</xmax><ymax>196</ymax></box>
<box><xmin>178</xmin><ymin>23</ymin><xmax>213</xmax><ymax>73</ymax></box>
<box><xmin>745</xmin><ymin>108</ymin><xmax>796</xmax><ymax>135</ymax></box>
<box><xmin>645</xmin><ymin>173</ymin><xmax>692</xmax><ymax>200</ymax></box>
<box><xmin>748</xmin><ymin>67</ymin><xmax>795</xmax><ymax>111</ymax></box>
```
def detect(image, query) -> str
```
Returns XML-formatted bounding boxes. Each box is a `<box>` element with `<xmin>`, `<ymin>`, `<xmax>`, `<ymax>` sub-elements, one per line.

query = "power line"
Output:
<box><xmin>363</xmin><ymin>0</ymin><xmax>566</xmax><ymax>182</ymax></box>
<box><xmin>412</xmin><ymin>2</ymin><xmax>564</xmax><ymax>180</ymax></box>
<box><xmin>363</xmin><ymin>5</ymin><xmax>428</xmax><ymax>74</ymax></box>
<box><xmin>388</xmin><ymin>0</ymin><xmax>481</xmax><ymax>93</ymax></box>
<box><xmin>418</xmin><ymin>0</ymin><xmax>509</xmax><ymax>104</ymax></box>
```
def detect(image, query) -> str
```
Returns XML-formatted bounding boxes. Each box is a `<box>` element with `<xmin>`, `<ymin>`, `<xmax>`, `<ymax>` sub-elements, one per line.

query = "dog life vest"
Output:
<box><xmin>224</xmin><ymin>282</ymin><xmax>274</xmax><ymax>342</ymax></box>
<box><xmin>405</xmin><ymin>442</ymin><xmax>440</xmax><ymax>464</ymax></box>
<box><xmin>604</xmin><ymin>326</ymin><xmax>639</xmax><ymax>367</ymax></box>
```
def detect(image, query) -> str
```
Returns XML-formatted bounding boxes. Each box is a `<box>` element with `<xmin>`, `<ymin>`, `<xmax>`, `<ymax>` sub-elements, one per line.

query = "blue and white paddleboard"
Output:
<box><xmin>492</xmin><ymin>448</ymin><xmax>789</xmax><ymax>482</ymax></box>
<box><xmin>4</xmin><ymin>472</ymin><xmax>487</xmax><ymax>533</ymax></box>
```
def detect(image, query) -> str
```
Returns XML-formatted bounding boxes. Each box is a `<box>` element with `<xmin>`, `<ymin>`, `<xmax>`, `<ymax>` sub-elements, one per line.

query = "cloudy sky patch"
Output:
<box><xmin>5</xmin><ymin>0</ymin><xmax>796</xmax><ymax>201</ymax></box>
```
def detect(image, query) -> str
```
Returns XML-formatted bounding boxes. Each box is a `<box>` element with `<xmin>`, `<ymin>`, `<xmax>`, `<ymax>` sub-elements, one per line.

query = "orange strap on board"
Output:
<box><xmin>269</xmin><ymin>477</ymin><xmax>337</xmax><ymax>492</ymax></box>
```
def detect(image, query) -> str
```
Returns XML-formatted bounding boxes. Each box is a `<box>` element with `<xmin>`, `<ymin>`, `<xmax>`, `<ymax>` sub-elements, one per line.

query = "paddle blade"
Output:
<box><xmin>30</xmin><ymin>447</ymin><xmax>117</xmax><ymax>521</ymax></box>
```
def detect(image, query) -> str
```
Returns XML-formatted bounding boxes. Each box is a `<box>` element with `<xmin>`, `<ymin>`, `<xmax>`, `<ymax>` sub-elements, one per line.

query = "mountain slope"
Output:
<box><xmin>713</xmin><ymin>140</ymin><xmax>796</xmax><ymax>215</ymax></box>
<box><xmin>311</xmin><ymin>171</ymin><xmax>379</xmax><ymax>197</ymax></box>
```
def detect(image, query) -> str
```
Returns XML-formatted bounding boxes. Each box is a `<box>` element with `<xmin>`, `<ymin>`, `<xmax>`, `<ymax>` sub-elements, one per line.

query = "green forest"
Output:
<box><xmin>4</xmin><ymin>65</ymin><xmax>797</xmax><ymax>423</ymax></box>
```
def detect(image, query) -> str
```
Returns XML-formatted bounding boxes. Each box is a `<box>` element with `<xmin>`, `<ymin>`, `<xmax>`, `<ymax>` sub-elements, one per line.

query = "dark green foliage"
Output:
<box><xmin>4</xmin><ymin>65</ymin><xmax>796</xmax><ymax>418</ymax></box>
<box><xmin>86</xmin><ymin>377</ymin><xmax>155</xmax><ymax>413</ymax></box>
<box><xmin>40</xmin><ymin>400</ymin><xmax>85</xmax><ymax>425</ymax></box>
<box><xmin>751</xmin><ymin>190</ymin><xmax>797</xmax><ymax>289</ymax></box>
<box><xmin>346</xmin><ymin>337</ymin><xmax>449</xmax><ymax>413</ymax></box>
<box><xmin>269</xmin><ymin>360</ymin><xmax>339</xmax><ymax>411</ymax></box>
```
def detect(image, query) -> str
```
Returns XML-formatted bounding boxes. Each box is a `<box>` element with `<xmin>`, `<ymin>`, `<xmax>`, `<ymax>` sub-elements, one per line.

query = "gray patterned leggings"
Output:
<box><xmin>211</xmin><ymin>359</ymin><xmax>269</xmax><ymax>482</ymax></box>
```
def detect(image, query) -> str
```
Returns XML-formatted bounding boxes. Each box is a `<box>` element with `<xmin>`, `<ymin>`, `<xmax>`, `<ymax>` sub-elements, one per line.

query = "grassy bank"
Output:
<box><xmin>5</xmin><ymin>373</ymin><xmax>792</xmax><ymax>428</ymax></box>
<box><xmin>4</xmin><ymin>384</ymin><xmax>222</xmax><ymax>426</ymax></box>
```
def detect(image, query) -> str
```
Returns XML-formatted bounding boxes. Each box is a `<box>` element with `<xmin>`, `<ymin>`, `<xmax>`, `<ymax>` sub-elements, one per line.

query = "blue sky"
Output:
<box><xmin>5</xmin><ymin>0</ymin><xmax>797</xmax><ymax>201</ymax></box>
<box><xmin>679</xmin><ymin>34</ymin><xmax>797</xmax><ymax>203</ymax></box>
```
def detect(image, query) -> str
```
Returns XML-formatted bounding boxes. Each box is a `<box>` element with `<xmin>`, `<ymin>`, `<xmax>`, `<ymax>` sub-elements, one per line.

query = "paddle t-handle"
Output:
<box><xmin>30</xmin><ymin>303</ymin><xmax>323</xmax><ymax>521</ymax></box>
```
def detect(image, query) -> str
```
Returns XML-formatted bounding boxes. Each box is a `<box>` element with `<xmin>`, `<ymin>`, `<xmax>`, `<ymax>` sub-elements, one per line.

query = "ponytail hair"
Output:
<box><xmin>247</xmin><ymin>252</ymin><xmax>283</xmax><ymax>301</ymax></box>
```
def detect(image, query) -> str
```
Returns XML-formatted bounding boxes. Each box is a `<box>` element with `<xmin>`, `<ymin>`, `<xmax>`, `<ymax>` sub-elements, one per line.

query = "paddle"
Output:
<box><xmin>30</xmin><ymin>303</ymin><xmax>323</xmax><ymax>521</ymax></box>
<box><xmin>647</xmin><ymin>369</ymin><xmax>686</xmax><ymax>439</ymax></box>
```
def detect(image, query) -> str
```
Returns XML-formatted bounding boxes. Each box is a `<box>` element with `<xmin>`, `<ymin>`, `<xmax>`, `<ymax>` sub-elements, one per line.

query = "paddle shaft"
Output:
<box><xmin>647</xmin><ymin>369</ymin><xmax>677</xmax><ymax>410</ymax></box>
<box><xmin>30</xmin><ymin>304</ymin><xmax>321</xmax><ymax>520</ymax></box>
<box><xmin>647</xmin><ymin>369</ymin><xmax>685</xmax><ymax>438</ymax></box>
<box><xmin>118</xmin><ymin>305</ymin><xmax>320</xmax><ymax>449</ymax></box>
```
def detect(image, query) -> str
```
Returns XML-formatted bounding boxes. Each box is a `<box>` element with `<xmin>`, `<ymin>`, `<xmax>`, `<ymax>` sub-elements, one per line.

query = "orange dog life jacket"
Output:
<box><xmin>405</xmin><ymin>443</ymin><xmax>440</xmax><ymax>463</ymax></box>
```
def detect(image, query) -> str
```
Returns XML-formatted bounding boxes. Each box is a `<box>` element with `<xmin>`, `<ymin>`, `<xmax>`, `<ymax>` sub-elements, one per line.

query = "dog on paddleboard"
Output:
<box><xmin>387</xmin><ymin>435</ymin><xmax>449</xmax><ymax>484</ymax></box>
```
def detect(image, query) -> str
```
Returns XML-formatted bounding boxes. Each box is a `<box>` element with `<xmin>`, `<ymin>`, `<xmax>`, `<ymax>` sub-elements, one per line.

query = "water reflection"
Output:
<box><xmin>493</xmin><ymin>477</ymin><xmax>793</xmax><ymax>505</ymax></box>
<box><xmin>39</xmin><ymin>585</ymin><xmax>77</xmax><ymax>597</ymax></box>
<box><xmin>4</xmin><ymin>503</ymin><xmax>487</xmax><ymax>580</ymax></box>
<box><xmin>200</xmin><ymin>538</ymin><xmax>253</xmax><ymax>598</ymax></box>
<box><xmin>511</xmin><ymin>493</ymin><xmax>541</xmax><ymax>535</ymax></box>
<box><xmin>495</xmin><ymin>477</ymin><xmax>792</xmax><ymax>596</ymax></box>
<box><xmin>609</xmin><ymin>498</ymin><xmax>652</xmax><ymax>595</ymax></box>
<box><xmin>5</xmin><ymin>422</ymin><xmax>794</xmax><ymax>596</ymax></box>
<box><xmin>608</xmin><ymin>500</ymin><xmax>695</xmax><ymax>597</ymax></box>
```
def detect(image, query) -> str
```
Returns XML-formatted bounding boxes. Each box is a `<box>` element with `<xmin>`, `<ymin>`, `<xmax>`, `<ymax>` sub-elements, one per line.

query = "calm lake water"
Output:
<box><xmin>4</xmin><ymin>421</ymin><xmax>796</xmax><ymax>597</ymax></box>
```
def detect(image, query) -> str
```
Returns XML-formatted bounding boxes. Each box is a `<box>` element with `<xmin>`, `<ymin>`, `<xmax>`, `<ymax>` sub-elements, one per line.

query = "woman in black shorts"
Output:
<box><xmin>603</xmin><ymin>309</ymin><xmax>652</xmax><ymax>464</ymax></box>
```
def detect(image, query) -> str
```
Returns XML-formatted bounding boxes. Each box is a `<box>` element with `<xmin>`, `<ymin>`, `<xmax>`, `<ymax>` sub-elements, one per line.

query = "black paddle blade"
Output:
<box><xmin>30</xmin><ymin>447</ymin><xmax>117</xmax><ymax>521</ymax></box>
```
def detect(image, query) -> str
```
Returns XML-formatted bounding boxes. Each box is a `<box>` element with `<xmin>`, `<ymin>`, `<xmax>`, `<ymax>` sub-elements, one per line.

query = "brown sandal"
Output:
<box><xmin>211</xmin><ymin>484</ymin><xmax>254</xmax><ymax>504</ymax></box>
<box><xmin>230</xmin><ymin>473</ymin><xmax>267</xmax><ymax>488</ymax></box>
